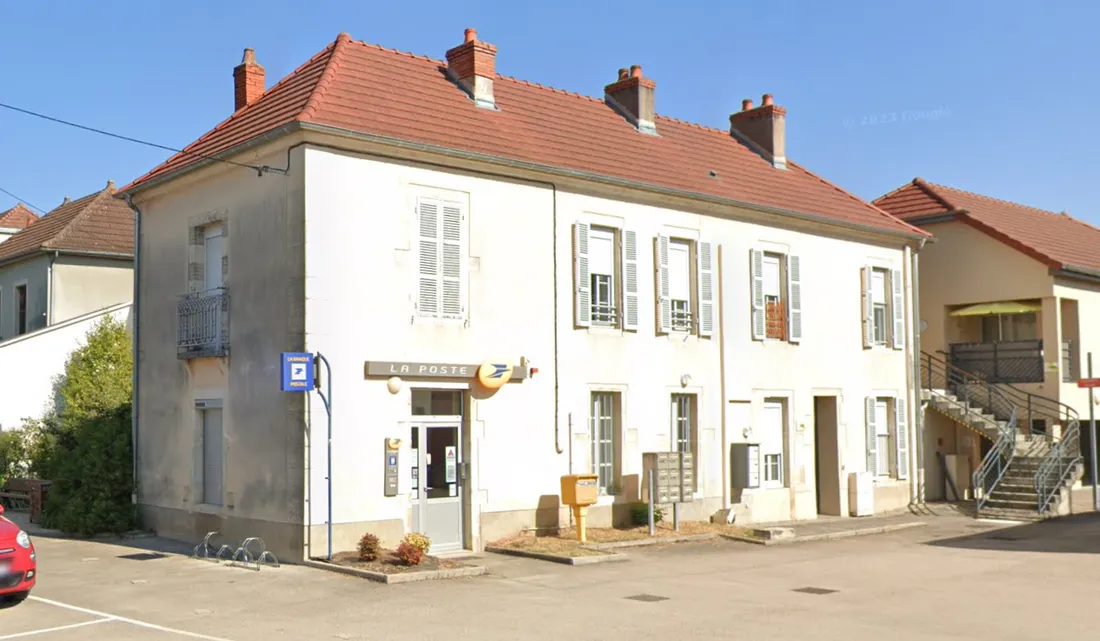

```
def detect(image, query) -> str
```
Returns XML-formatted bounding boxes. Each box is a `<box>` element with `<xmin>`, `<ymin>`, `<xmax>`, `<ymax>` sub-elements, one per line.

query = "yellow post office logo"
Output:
<box><xmin>476</xmin><ymin>361</ymin><xmax>514</xmax><ymax>389</ymax></box>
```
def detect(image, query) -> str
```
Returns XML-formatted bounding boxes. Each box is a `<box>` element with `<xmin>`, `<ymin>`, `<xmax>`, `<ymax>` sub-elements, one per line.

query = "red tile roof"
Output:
<box><xmin>875</xmin><ymin>178</ymin><xmax>1100</xmax><ymax>273</ymax></box>
<box><xmin>0</xmin><ymin>183</ymin><xmax>134</xmax><ymax>265</ymax></box>
<box><xmin>0</xmin><ymin>204</ymin><xmax>38</xmax><ymax>230</ymax></box>
<box><xmin>123</xmin><ymin>32</ymin><xmax>927</xmax><ymax>239</ymax></box>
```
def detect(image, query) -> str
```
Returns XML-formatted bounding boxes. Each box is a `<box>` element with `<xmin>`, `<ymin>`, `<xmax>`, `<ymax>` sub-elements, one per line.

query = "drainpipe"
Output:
<box><xmin>123</xmin><ymin>194</ymin><xmax>141</xmax><ymax>506</ymax></box>
<box><xmin>551</xmin><ymin>184</ymin><xmax>563</xmax><ymax>456</ymax></box>
<box><xmin>910</xmin><ymin>239</ymin><xmax>926</xmax><ymax>505</ymax></box>
<box><xmin>717</xmin><ymin>245</ymin><xmax>729</xmax><ymax>511</ymax></box>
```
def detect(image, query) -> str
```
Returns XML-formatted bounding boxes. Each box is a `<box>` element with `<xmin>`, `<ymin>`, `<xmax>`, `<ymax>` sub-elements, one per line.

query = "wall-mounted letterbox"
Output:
<box><xmin>729</xmin><ymin>443</ymin><xmax>761</xmax><ymax>490</ymax></box>
<box><xmin>642</xmin><ymin>452</ymin><xmax>694</xmax><ymax>504</ymax></box>
<box><xmin>384</xmin><ymin>439</ymin><xmax>401</xmax><ymax>497</ymax></box>
<box><xmin>560</xmin><ymin>474</ymin><xmax>599</xmax><ymax>507</ymax></box>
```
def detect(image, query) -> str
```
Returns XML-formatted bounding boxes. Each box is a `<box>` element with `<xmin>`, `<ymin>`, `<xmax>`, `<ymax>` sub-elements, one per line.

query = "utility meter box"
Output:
<box><xmin>729</xmin><ymin>443</ymin><xmax>761</xmax><ymax>490</ymax></box>
<box><xmin>560</xmin><ymin>474</ymin><xmax>599</xmax><ymax>507</ymax></box>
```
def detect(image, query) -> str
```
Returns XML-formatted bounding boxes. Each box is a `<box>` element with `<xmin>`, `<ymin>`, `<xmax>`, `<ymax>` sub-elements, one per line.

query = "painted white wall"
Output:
<box><xmin>302</xmin><ymin>146</ymin><xmax>913</xmax><ymax>540</ymax></box>
<box><xmin>51</xmin><ymin>256</ymin><xmax>133</xmax><ymax>324</ymax></box>
<box><xmin>0</xmin><ymin>302</ymin><xmax>131</xmax><ymax>430</ymax></box>
<box><xmin>0</xmin><ymin>254</ymin><xmax>49</xmax><ymax>338</ymax></box>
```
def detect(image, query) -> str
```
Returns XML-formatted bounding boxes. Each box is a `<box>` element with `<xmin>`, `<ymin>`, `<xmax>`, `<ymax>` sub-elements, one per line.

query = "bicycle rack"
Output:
<box><xmin>191</xmin><ymin>532</ymin><xmax>279</xmax><ymax>571</ymax></box>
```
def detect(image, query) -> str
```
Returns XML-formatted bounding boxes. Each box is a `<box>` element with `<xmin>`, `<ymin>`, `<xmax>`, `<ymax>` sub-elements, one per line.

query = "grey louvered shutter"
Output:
<box><xmin>656</xmin><ymin>234</ymin><xmax>671</xmax><ymax>334</ymax></box>
<box><xmin>622</xmin><ymin>230</ymin><xmax>639</xmax><ymax>331</ymax></box>
<box><xmin>787</xmin><ymin>254</ymin><xmax>802</xmax><ymax>343</ymax></box>
<box><xmin>416</xmin><ymin>197</ymin><xmax>441</xmax><ymax>317</ymax></box>
<box><xmin>865</xmin><ymin>396</ymin><xmax>878</xmax><ymax>474</ymax></box>
<box><xmin>750</xmin><ymin>249</ymin><xmax>765</xmax><ymax>340</ymax></box>
<box><xmin>895</xmin><ymin>396</ymin><xmax>909</xmax><ymax>480</ymax></box>
<box><xmin>891</xmin><ymin>268</ymin><xmax>905</xmax><ymax>350</ymax></box>
<box><xmin>861</xmin><ymin>266</ymin><xmax>874</xmax><ymax>348</ymax></box>
<box><xmin>697</xmin><ymin>241</ymin><xmax>714</xmax><ymax>337</ymax></box>
<box><xmin>574</xmin><ymin>223</ymin><xmax>591</xmax><ymax>327</ymax></box>
<box><xmin>441</xmin><ymin>202</ymin><xmax>465</xmax><ymax>319</ymax></box>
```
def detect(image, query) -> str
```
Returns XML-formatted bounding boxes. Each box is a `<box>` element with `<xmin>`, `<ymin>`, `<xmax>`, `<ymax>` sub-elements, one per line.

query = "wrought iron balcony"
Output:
<box><xmin>178</xmin><ymin>288</ymin><xmax>229</xmax><ymax>359</ymax></box>
<box><xmin>948</xmin><ymin>339</ymin><xmax>1043</xmax><ymax>384</ymax></box>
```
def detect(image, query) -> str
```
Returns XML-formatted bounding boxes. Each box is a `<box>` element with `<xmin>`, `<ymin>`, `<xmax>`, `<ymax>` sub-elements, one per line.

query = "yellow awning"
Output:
<box><xmin>949</xmin><ymin>301</ymin><xmax>1042</xmax><ymax>317</ymax></box>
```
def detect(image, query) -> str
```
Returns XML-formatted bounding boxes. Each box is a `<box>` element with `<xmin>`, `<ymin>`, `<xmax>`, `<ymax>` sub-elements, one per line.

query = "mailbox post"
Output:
<box><xmin>560</xmin><ymin>474</ymin><xmax>599</xmax><ymax>542</ymax></box>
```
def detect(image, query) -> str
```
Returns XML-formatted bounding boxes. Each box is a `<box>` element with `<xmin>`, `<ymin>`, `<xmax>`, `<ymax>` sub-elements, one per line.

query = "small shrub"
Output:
<box><xmin>402</xmin><ymin>532</ymin><xmax>431</xmax><ymax>553</ymax></box>
<box><xmin>395</xmin><ymin>542</ymin><xmax>424</xmax><ymax>566</ymax></box>
<box><xmin>629</xmin><ymin>502</ymin><xmax>664</xmax><ymax>526</ymax></box>
<box><xmin>356</xmin><ymin>532</ymin><xmax>381</xmax><ymax>562</ymax></box>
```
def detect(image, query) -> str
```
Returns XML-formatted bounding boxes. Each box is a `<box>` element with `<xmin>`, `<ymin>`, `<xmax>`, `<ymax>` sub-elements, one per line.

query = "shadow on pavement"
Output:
<box><xmin>925</xmin><ymin>512</ymin><xmax>1100</xmax><ymax>554</ymax></box>
<box><xmin>7</xmin><ymin>508</ymin><xmax>195</xmax><ymax>557</ymax></box>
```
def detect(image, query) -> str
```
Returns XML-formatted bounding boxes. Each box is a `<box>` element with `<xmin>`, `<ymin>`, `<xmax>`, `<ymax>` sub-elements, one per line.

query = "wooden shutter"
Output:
<box><xmin>440</xmin><ymin>202</ymin><xmax>465</xmax><ymax>319</ymax></box>
<box><xmin>416</xmin><ymin>197</ymin><xmax>441</xmax><ymax>317</ymax></box>
<box><xmin>574</xmin><ymin>223</ymin><xmax>591</xmax><ymax>327</ymax></box>
<box><xmin>622</xmin><ymin>230</ymin><xmax>639</xmax><ymax>331</ymax></box>
<box><xmin>865</xmin><ymin>396</ymin><xmax>878</xmax><ymax>475</ymax></box>
<box><xmin>750</xmin><ymin>249</ymin><xmax>765</xmax><ymax>340</ymax></box>
<box><xmin>697</xmin><ymin>241</ymin><xmax>714</xmax><ymax>337</ymax></box>
<box><xmin>894</xmin><ymin>396</ymin><xmax>909</xmax><ymax>480</ymax></box>
<box><xmin>787</xmin><ymin>254</ymin><xmax>802</xmax><ymax>343</ymax></box>
<box><xmin>891</xmin><ymin>268</ymin><xmax>905</xmax><ymax>350</ymax></box>
<box><xmin>861</xmin><ymin>266</ymin><xmax>874</xmax><ymax>348</ymax></box>
<box><xmin>655</xmin><ymin>234</ymin><xmax>671</xmax><ymax>334</ymax></box>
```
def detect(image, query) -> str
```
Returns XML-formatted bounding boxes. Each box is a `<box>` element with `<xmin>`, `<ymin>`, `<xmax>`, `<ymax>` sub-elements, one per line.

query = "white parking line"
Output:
<box><xmin>27</xmin><ymin>596</ymin><xmax>235</xmax><ymax>641</ymax></box>
<box><xmin>0</xmin><ymin>619</ymin><xmax>111</xmax><ymax>640</ymax></box>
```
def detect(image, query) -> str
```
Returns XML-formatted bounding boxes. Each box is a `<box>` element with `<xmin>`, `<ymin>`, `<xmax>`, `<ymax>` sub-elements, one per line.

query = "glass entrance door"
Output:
<box><xmin>410</xmin><ymin>423</ymin><xmax>463</xmax><ymax>552</ymax></box>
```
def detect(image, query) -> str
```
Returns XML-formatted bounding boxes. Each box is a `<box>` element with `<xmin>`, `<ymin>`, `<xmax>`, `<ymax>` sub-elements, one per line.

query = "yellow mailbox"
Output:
<box><xmin>560</xmin><ymin>474</ymin><xmax>599</xmax><ymax>542</ymax></box>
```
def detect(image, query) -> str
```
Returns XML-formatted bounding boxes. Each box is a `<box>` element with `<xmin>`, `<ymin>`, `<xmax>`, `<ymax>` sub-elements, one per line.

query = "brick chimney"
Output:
<box><xmin>604</xmin><ymin>65</ymin><xmax>656</xmax><ymax>134</ymax></box>
<box><xmin>729</xmin><ymin>94</ymin><xmax>787</xmax><ymax>169</ymax></box>
<box><xmin>233</xmin><ymin>48</ymin><xmax>266</xmax><ymax>111</ymax></box>
<box><xmin>445</xmin><ymin>28</ymin><xmax>497</xmax><ymax>109</ymax></box>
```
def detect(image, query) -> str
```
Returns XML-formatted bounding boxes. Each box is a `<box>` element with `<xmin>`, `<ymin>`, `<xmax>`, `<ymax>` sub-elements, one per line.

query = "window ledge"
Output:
<box><xmin>586</xmin><ymin>325</ymin><xmax>623</xmax><ymax>336</ymax></box>
<box><xmin>190</xmin><ymin>502</ymin><xmax>231</xmax><ymax>515</ymax></box>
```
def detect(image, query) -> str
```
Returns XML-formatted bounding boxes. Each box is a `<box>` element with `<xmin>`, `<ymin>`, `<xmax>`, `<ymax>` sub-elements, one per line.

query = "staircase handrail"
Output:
<box><xmin>921</xmin><ymin>351</ymin><xmax>1017</xmax><ymax>427</ymax></box>
<box><xmin>921</xmin><ymin>351</ymin><xmax>1018</xmax><ymax>512</ymax></box>
<box><xmin>1036</xmin><ymin>418</ymin><xmax>1083</xmax><ymax>514</ymax></box>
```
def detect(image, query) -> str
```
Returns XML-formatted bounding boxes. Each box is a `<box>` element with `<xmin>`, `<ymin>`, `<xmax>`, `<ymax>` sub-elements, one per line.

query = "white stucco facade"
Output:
<box><xmin>132</xmin><ymin>133</ymin><xmax>921</xmax><ymax>562</ymax></box>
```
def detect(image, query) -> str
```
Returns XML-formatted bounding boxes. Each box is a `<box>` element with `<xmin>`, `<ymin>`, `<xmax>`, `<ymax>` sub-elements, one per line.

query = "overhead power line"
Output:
<box><xmin>0</xmin><ymin>101</ymin><xmax>282</xmax><ymax>176</ymax></box>
<box><xmin>0</xmin><ymin>185</ymin><xmax>46</xmax><ymax>214</ymax></box>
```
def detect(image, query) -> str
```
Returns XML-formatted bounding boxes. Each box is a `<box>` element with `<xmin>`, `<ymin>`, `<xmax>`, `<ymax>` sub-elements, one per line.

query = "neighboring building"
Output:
<box><xmin>0</xmin><ymin>204</ymin><xmax>38</xmax><ymax>244</ymax></box>
<box><xmin>875</xmin><ymin>178</ymin><xmax>1092</xmax><ymax>516</ymax></box>
<box><xmin>0</xmin><ymin>182</ymin><xmax>134</xmax><ymax>342</ymax></box>
<box><xmin>121</xmin><ymin>30</ymin><xmax>928</xmax><ymax>561</ymax></box>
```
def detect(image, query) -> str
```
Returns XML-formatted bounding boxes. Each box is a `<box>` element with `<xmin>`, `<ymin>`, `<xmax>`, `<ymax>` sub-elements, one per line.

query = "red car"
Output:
<box><xmin>0</xmin><ymin>504</ymin><xmax>36</xmax><ymax>605</ymax></box>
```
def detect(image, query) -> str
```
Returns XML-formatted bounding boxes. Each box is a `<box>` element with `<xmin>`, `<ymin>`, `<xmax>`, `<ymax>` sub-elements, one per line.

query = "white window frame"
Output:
<box><xmin>668</xmin><ymin>239</ymin><xmax>693</xmax><ymax>332</ymax></box>
<box><xmin>862</xmin><ymin>264</ymin><xmax>904</xmax><ymax>350</ymax></box>
<box><xmin>574</xmin><ymin>222</ymin><xmax>639</xmax><ymax>331</ymax></box>
<box><xmin>656</xmin><ymin>234</ymin><xmax>714</xmax><ymax>338</ymax></box>
<box><xmin>414</xmin><ymin>193</ymin><xmax>469</xmax><ymax>324</ymax></box>
<box><xmin>590</xmin><ymin>391</ymin><xmax>620</xmax><ymax>495</ymax></box>
<box><xmin>865</xmin><ymin>394</ymin><xmax>909</xmax><ymax>480</ymax></box>
<box><xmin>588</xmin><ymin>226</ymin><xmax>618</xmax><ymax>327</ymax></box>
<box><xmin>760</xmin><ymin>399</ymin><xmax>786</xmax><ymax>489</ymax></box>
<box><xmin>750</xmin><ymin>248</ymin><xmax>801</xmax><ymax>343</ymax></box>
<box><xmin>670</xmin><ymin>393</ymin><xmax>698</xmax><ymax>491</ymax></box>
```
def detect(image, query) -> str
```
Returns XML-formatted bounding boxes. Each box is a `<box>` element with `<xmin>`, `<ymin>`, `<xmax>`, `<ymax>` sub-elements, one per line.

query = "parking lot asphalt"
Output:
<box><xmin>2</xmin><ymin>511</ymin><xmax>1099</xmax><ymax>640</ymax></box>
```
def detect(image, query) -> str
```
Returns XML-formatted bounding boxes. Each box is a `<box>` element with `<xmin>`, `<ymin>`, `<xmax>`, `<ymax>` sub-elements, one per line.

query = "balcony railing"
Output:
<box><xmin>178</xmin><ymin>288</ymin><xmax>229</xmax><ymax>359</ymax></box>
<box><xmin>948</xmin><ymin>339</ymin><xmax>1043</xmax><ymax>384</ymax></box>
<box><xmin>1062</xmin><ymin>339</ymin><xmax>1077</xmax><ymax>383</ymax></box>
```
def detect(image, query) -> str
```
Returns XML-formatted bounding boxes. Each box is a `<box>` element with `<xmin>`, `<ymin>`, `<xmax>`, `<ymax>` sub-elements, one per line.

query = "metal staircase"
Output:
<box><xmin>919</xmin><ymin>351</ymin><xmax>1083</xmax><ymax>521</ymax></box>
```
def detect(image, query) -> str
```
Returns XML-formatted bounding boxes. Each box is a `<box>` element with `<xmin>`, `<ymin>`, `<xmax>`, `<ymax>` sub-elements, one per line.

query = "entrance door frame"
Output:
<box><xmin>812</xmin><ymin>394</ymin><xmax>842</xmax><ymax>516</ymax></box>
<box><xmin>410</xmin><ymin>416</ymin><xmax>466</xmax><ymax>553</ymax></box>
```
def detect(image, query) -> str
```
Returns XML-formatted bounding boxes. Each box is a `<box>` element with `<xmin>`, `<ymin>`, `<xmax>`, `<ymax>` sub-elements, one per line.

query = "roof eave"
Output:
<box><xmin>1054</xmin><ymin>265</ymin><xmax>1100</xmax><ymax>285</ymax></box>
<box><xmin>47</xmin><ymin>249</ymin><xmax>135</xmax><ymax>261</ymax></box>
<box><xmin>298</xmin><ymin>122</ymin><xmax>927</xmax><ymax>242</ymax></box>
<box><xmin>119</xmin><ymin>118</ymin><xmax>926</xmax><ymax>242</ymax></box>
<box><xmin>119</xmin><ymin>122</ymin><xmax>305</xmax><ymax>198</ymax></box>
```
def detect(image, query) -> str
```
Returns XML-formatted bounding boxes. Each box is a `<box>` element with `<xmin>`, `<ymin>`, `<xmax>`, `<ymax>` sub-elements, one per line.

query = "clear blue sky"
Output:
<box><xmin>2</xmin><ymin>0</ymin><xmax>1098</xmax><ymax>220</ymax></box>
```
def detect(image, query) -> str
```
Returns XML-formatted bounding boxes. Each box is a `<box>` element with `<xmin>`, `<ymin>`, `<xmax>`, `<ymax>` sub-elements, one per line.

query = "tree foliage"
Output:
<box><xmin>38</xmin><ymin>316</ymin><xmax>137</xmax><ymax>535</ymax></box>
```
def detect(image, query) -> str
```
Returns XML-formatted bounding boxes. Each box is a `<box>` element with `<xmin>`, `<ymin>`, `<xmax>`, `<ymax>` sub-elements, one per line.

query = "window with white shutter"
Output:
<box><xmin>891</xmin><ymin>268</ymin><xmax>905</xmax><ymax>350</ymax></box>
<box><xmin>415</xmin><ymin>196</ymin><xmax>467</xmax><ymax>321</ymax></box>
<box><xmin>894</xmin><ymin>396</ymin><xmax>909</xmax><ymax>480</ymax></box>
<box><xmin>865</xmin><ymin>396</ymin><xmax>878</xmax><ymax>475</ymax></box>
<box><xmin>751</xmin><ymin>247</ymin><xmax>799</xmax><ymax>344</ymax></box>
<box><xmin>697</xmin><ymin>241</ymin><xmax>714</xmax><ymax>337</ymax></box>
<box><xmin>589</xmin><ymin>226</ymin><xmax>617</xmax><ymax>326</ymax></box>
<box><xmin>655</xmin><ymin>234</ymin><xmax>671</xmax><ymax>334</ymax></box>
<box><xmin>574</xmin><ymin>222</ymin><xmax>591</xmax><ymax>328</ymax></box>
<box><xmin>622</xmin><ymin>230</ymin><xmax>639</xmax><ymax>331</ymax></box>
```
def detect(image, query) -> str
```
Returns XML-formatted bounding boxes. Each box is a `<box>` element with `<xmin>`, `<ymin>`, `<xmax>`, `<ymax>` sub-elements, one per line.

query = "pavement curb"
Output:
<box><xmin>484</xmin><ymin>545</ymin><xmax>628</xmax><ymax>565</ymax></box>
<box><xmin>721</xmin><ymin>521</ymin><xmax>928</xmax><ymax>546</ymax></box>
<box><xmin>579</xmin><ymin>533</ymin><xmax>717</xmax><ymax>550</ymax></box>
<box><xmin>304</xmin><ymin>559</ymin><xmax>487</xmax><ymax>584</ymax></box>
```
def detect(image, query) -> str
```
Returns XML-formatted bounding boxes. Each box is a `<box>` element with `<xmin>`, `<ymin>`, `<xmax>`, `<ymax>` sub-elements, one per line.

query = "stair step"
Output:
<box><xmin>977</xmin><ymin>508</ymin><xmax>1044</xmax><ymax>522</ymax></box>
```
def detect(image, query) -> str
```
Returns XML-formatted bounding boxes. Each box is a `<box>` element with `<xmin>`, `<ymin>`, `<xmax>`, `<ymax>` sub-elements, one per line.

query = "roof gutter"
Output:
<box><xmin>0</xmin><ymin>248</ymin><xmax>134</xmax><ymax>269</ymax></box>
<box><xmin>1054</xmin><ymin>265</ymin><xmax>1100</xmax><ymax>285</ymax></box>
<box><xmin>123</xmin><ymin>120</ymin><xmax>927</xmax><ymax>243</ymax></box>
